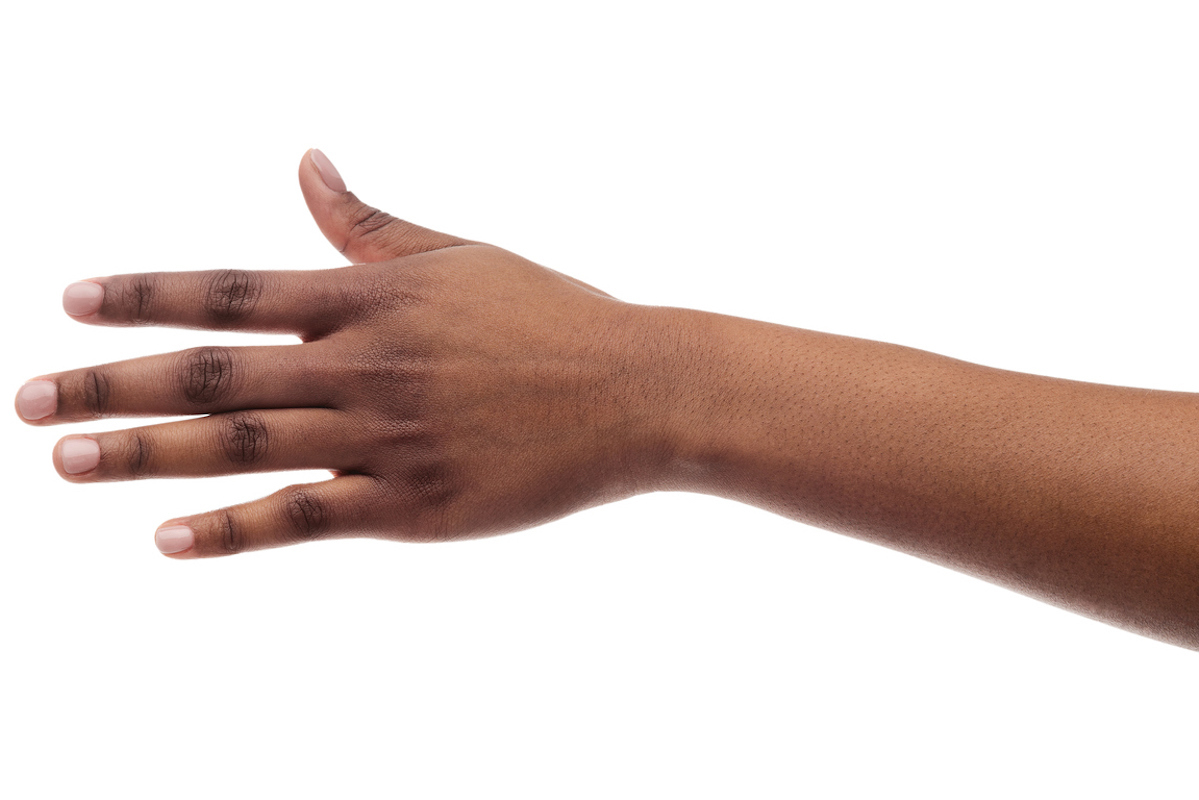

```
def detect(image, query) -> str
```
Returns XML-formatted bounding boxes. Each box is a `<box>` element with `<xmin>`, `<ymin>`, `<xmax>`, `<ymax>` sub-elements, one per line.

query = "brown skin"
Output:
<box><xmin>17</xmin><ymin>151</ymin><xmax>1199</xmax><ymax>650</ymax></box>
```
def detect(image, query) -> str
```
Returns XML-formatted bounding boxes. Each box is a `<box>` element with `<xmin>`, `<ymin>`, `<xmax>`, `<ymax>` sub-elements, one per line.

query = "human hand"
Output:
<box><xmin>15</xmin><ymin>150</ymin><xmax>682</xmax><ymax>557</ymax></box>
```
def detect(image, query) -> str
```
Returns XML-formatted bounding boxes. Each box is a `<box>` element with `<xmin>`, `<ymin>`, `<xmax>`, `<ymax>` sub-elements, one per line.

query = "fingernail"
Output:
<box><xmin>155</xmin><ymin>525</ymin><xmax>195</xmax><ymax>555</ymax></box>
<box><xmin>311</xmin><ymin>148</ymin><xmax>347</xmax><ymax>193</ymax></box>
<box><xmin>61</xmin><ymin>437</ymin><xmax>101</xmax><ymax>474</ymax></box>
<box><xmin>17</xmin><ymin>380</ymin><xmax>56</xmax><ymax>420</ymax></box>
<box><xmin>63</xmin><ymin>281</ymin><xmax>104</xmax><ymax>316</ymax></box>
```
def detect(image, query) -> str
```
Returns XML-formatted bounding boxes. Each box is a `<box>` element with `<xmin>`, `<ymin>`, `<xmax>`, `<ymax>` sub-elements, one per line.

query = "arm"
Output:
<box><xmin>651</xmin><ymin>308</ymin><xmax>1199</xmax><ymax>650</ymax></box>
<box><xmin>16</xmin><ymin>149</ymin><xmax>1199</xmax><ymax>651</ymax></box>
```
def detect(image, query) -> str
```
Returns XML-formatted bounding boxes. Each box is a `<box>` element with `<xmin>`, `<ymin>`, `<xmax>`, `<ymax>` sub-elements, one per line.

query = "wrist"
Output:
<box><xmin>630</xmin><ymin>306</ymin><xmax>816</xmax><ymax>504</ymax></box>
<box><xmin>611</xmin><ymin>304</ymin><xmax>746</xmax><ymax>497</ymax></box>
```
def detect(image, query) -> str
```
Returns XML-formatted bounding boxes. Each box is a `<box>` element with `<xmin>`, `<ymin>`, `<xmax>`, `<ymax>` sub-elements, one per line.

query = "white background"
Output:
<box><xmin>2</xmin><ymin>1</ymin><xmax>1197</xmax><ymax>797</ymax></box>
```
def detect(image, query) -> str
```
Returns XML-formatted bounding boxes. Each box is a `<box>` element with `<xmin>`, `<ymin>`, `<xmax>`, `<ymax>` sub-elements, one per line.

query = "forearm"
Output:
<box><xmin>649</xmin><ymin>307</ymin><xmax>1199</xmax><ymax>650</ymax></box>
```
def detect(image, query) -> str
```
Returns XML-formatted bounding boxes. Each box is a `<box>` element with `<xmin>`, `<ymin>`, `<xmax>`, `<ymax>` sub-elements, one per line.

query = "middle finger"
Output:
<box><xmin>20</xmin><ymin>343</ymin><xmax>335</xmax><ymax>424</ymax></box>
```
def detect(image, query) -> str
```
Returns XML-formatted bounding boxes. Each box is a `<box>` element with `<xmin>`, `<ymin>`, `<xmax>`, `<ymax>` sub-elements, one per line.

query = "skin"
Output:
<box><xmin>16</xmin><ymin>150</ymin><xmax>1199</xmax><ymax>651</ymax></box>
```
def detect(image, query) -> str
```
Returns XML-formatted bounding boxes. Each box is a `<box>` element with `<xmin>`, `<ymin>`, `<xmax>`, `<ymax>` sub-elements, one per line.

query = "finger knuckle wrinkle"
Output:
<box><xmin>284</xmin><ymin>488</ymin><xmax>328</xmax><ymax>540</ymax></box>
<box><xmin>349</xmin><ymin>207</ymin><xmax>399</xmax><ymax>242</ymax></box>
<box><xmin>181</xmin><ymin>347</ymin><xmax>235</xmax><ymax>406</ymax></box>
<box><xmin>82</xmin><ymin>370</ymin><xmax>112</xmax><ymax>417</ymax></box>
<box><xmin>204</xmin><ymin>269</ymin><xmax>261</xmax><ymax>325</ymax></box>
<box><xmin>127</xmin><ymin>431</ymin><xmax>153</xmax><ymax>477</ymax></box>
<box><xmin>220</xmin><ymin>510</ymin><xmax>243</xmax><ymax>554</ymax></box>
<box><xmin>221</xmin><ymin>412</ymin><xmax>269</xmax><ymax>465</ymax></box>
<box><xmin>116</xmin><ymin>274</ymin><xmax>156</xmax><ymax>323</ymax></box>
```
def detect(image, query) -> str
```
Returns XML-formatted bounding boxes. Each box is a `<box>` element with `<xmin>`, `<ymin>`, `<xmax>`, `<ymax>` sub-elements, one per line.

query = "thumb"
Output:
<box><xmin>299</xmin><ymin>149</ymin><xmax>471</xmax><ymax>263</ymax></box>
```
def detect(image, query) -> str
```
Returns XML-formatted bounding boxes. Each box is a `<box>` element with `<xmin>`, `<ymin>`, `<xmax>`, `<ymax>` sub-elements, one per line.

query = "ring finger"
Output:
<box><xmin>53</xmin><ymin>408</ymin><xmax>364</xmax><ymax>481</ymax></box>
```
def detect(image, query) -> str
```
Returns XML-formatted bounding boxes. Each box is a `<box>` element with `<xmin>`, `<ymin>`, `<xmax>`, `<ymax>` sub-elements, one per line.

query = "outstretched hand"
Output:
<box><xmin>16</xmin><ymin>151</ymin><xmax>683</xmax><ymax>557</ymax></box>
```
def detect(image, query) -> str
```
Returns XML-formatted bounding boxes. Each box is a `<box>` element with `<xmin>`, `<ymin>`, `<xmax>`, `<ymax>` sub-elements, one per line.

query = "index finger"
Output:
<box><xmin>63</xmin><ymin>268</ymin><xmax>354</xmax><ymax>337</ymax></box>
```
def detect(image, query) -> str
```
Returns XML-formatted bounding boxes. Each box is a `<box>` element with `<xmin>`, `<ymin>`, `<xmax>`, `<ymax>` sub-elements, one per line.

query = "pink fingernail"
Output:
<box><xmin>17</xmin><ymin>380</ymin><xmax>57</xmax><ymax>420</ymax></box>
<box><xmin>155</xmin><ymin>525</ymin><xmax>195</xmax><ymax>555</ymax></box>
<box><xmin>61</xmin><ymin>437</ymin><xmax>101</xmax><ymax>474</ymax></box>
<box><xmin>311</xmin><ymin>149</ymin><xmax>347</xmax><ymax>193</ymax></box>
<box><xmin>63</xmin><ymin>281</ymin><xmax>104</xmax><ymax>316</ymax></box>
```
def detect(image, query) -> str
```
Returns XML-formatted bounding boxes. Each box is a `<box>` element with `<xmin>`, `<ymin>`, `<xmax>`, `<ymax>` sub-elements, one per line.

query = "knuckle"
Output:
<box><xmin>404</xmin><ymin>464</ymin><xmax>458</xmax><ymax>542</ymax></box>
<box><xmin>283</xmin><ymin>487</ymin><xmax>329</xmax><ymax>540</ymax></box>
<box><xmin>179</xmin><ymin>346</ymin><xmax>236</xmax><ymax>407</ymax></box>
<box><xmin>341</xmin><ymin>342</ymin><xmax>431</xmax><ymax>394</ymax></box>
<box><xmin>218</xmin><ymin>510</ymin><xmax>243</xmax><ymax>554</ymax></box>
<box><xmin>408</xmin><ymin>464</ymin><xmax>455</xmax><ymax>504</ymax></box>
<box><xmin>80</xmin><ymin>369</ymin><xmax>112</xmax><ymax>418</ymax></box>
<box><xmin>345</xmin><ymin>206</ymin><xmax>399</xmax><ymax>248</ymax></box>
<box><xmin>219</xmin><ymin>412</ymin><xmax>269</xmax><ymax>466</ymax></box>
<box><xmin>126</xmin><ymin>430</ymin><xmax>154</xmax><ymax>477</ymax></box>
<box><xmin>112</xmin><ymin>274</ymin><xmax>156</xmax><ymax>324</ymax></box>
<box><xmin>203</xmin><ymin>269</ymin><xmax>261</xmax><ymax>326</ymax></box>
<box><xmin>375</xmin><ymin>417</ymin><xmax>433</xmax><ymax>450</ymax></box>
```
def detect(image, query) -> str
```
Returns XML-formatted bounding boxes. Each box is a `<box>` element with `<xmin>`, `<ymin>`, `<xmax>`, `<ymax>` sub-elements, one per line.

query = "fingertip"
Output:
<box><xmin>50</xmin><ymin>437</ymin><xmax>75</xmax><ymax>481</ymax></box>
<box><xmin>300</xmin><ymin>148</ymin><xmax>316</xmax><ymax>183</ymax></box>
<box><xmin>55</xmin><ymin>435</ymin><xmax>101</xmax><ymax>478</ymax></box>
<box><xmin>155</xmin><ymin>523</ymin><xmax>196</xmax><ymax>557</ymax></box>
<box><xmin>309</xmin><ymin>148</ymin><xmax>347</xmax><ymax>193</ymax></box>
<box><xmin>299</xmin><ymin>149</ymin><xmax>356</xmax><ymax>260</ymax></box>
<box><xmin>63</xmin><ymin>280</ymin><xmax>104</xmax><ymax>318</ymax></box>
<box><xmin>16</xmin><ymin>379</ymin><xmax>57</xmax><ymax>423</ymax></box>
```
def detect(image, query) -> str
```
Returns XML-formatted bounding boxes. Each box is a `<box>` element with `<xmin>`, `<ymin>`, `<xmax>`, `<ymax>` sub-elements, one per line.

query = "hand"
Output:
<box><xmin>15</xmin><ymin>150</ymin><xmax>679</xmax><ymax>557</ymax></box>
